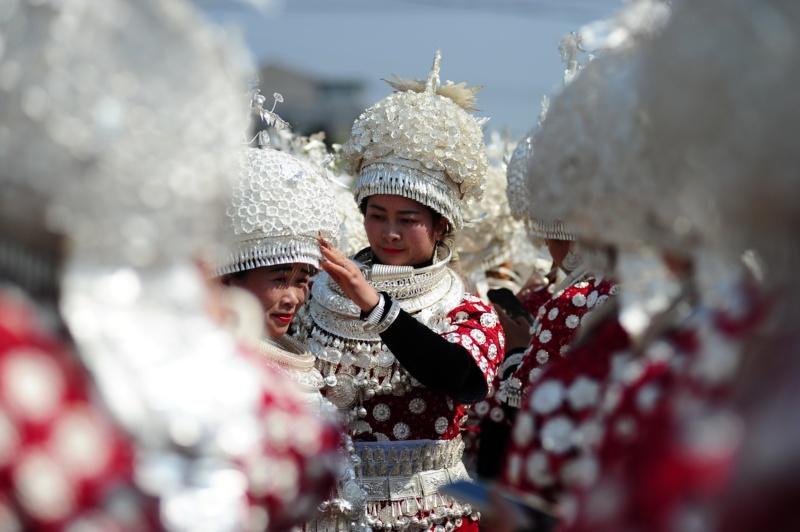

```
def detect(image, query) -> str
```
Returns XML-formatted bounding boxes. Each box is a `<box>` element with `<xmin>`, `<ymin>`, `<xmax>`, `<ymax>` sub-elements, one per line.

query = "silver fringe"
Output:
<box><xmin>215</xmin><ymin>235</ymin><xmax>321</xmax><ymax>276</ymax></box>
<box><xmin>354</xmin><ymin>162</ymin><xmax>464</xmax><ymax>229</ymax></box>
<box><xmin>528</xmin><ymin>218</ymin><xmax>575</xmax><ymax>241</ymax></box>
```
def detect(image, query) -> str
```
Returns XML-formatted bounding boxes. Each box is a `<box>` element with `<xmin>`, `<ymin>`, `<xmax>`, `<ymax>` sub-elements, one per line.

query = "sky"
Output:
<box><xmin>200</xmin><ymin>0</ymin><xmax>623</xmax><ymax>137</ymax></box>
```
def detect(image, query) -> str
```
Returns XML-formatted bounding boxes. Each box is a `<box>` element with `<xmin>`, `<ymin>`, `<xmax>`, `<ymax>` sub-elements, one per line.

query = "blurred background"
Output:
<box><xmin>198</xmin><ymin>0</ymin><xmax>622</xmax><ymax>143</ymax></box>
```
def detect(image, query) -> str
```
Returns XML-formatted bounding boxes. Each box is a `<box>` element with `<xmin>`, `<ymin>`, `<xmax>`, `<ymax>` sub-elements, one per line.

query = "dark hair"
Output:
<box><xmin>220</xmin><ymin>269</ymin><xmax>248</xmax><ymax>285</ymax></box>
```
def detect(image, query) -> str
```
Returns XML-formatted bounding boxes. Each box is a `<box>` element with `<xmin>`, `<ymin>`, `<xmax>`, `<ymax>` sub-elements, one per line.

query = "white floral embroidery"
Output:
<box><xmin>567</xmin><ymin>377</ymin><xmax>600</xmax><ymax>410</ymax></box>
<box><xmin>548</xmin><ymin>307</ymin><xmax>559</xmax><ymax>320</ymax></box>
<box><xmin>461</xmin><ymin>334</ymin><xmax>473</xmax><ymax>347</ymax></box>
<box><xmin>471</xmin><ymin>344</ymin><xmax>481</xmax><ymax>358</ymax></box>
<box><xmin>4</xmin><ymin>350</ymin><xmax>65</xmax><ymax>422</ymax></box>
<box><xmin>565</xmin><ymin>315</ymin><xmax>580</xmax><ymax>329</ymax></box>
<box><xmin>408</xmin><ymin>398</ymin><xmax>427</xmax><ymax>414</ymax></box>
<box><xmin>538</xmin><ymin>329</ymin><xmax>552</xmax><ymax>343</ymax></box>
<box><xmin>586</xmin><ymin>291</ymin><xmax>599</xmax><ymax>308</ymax></box>
<box><xmin>541</xmin><ymin>416</ymin><xmax>576</xmax><ymax>454</ymax></box>
<box><xmin>474</xmin><ymin>401</ymin><xmax>490</xmax><ymax>416</ymax></box>
<box><xmin>498</xmin><ymin>333</ymin><xmax>505</xmax><ymax>349</ymax></box>
<box><xmin>635</xmin><ymin>384</ymin><xmax>660</xmax><ymax>413</ymax></box>
<box><xmin>561</xmin><ymin>455</ymin><xmax>599</xmax><ymax>488</ymax></box>
<box><xmin>572</xmin><ymin>293</ymin><xmax>587</xmax><ymax>307</ymax></box>
<box><xmin>434</xmin><ymin>417</ymin><xmax>449</xmax><ymax>434</ymax></box>
<box><xmin>392</xmin><ymin>422</ymin><xmax>411</xmax><ymax>440</ymax></box>
<box><xmin>372</xmin><ymin>403</ymin><xmax>391</xmax><ymax>422</ymax></box>
<box><xmin>454</xmin><ymin>311</ymin><xmax>469</xmax><ymax>323</ymax></box>
<box><xmin>479</xmin><ymin>312</ymin><xmax>498</xmax><ymax>329</ymax></box>
<box><xmin>490</xmin><ymin>406</ymin><xmax>505</xmax><ymax>422</ymax></box>
<box><xmin>530</xmin><ymin>380</ymin><xmax>565</xmax><ymax>415</ymax></box>
<box><xmin>525</xmin><ymin>451</ymin><xmax>554</xmax><ymax>486</ymax></box>
<box><xmin>536</xmin><ymin>349</ymin><xmax>550</xmax><ymax>364</ymax></box>
<box><xmin>470</xmin><ymin>329</ymin><xmax>486</xmax><ymax>344</ymax></box>
<box><xmin>487</xmin><ymin>344</ymin><xmax>498</xmax><ymax>360</ymax></box>
<box><xmin>446</xmin><ymin>333</ymin><xmax>460</xmax><ymax>344</ymax></box>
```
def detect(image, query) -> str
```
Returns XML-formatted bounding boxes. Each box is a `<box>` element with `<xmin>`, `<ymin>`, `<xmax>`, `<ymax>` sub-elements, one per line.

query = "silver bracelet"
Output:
<box><xmin>364</xmin><ymin>298</ymin><xmax>401</xmax><ymax>334</ymax></box>
<box><xmin>363</xmin><ymin>293</ymin><xmax>385</xmax><ymax>326</ymax></box>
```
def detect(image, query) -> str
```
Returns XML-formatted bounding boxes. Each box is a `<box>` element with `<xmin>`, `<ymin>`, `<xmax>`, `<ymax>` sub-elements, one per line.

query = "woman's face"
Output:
<box><xmin>364</xmin><ymin>195</ymin><xmax>447</xmax><ymax>266</ymax></box>
<box><xmin>228</xmin><ymin>264</ymin><xmax>312</xmax><ymax>338</ymax></box>
<box><xmin>545</xmin><ymin>238</ymin><xmax>573</xmax><ymax>270</ymax></box>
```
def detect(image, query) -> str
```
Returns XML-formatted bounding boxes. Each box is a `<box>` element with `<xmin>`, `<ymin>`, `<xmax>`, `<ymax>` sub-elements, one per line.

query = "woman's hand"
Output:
<box><xmin>319</xmin><ymin>237</ymin><xmax>380</xmax><ymax>313</ymax></box>
<box><xmin>494</xmin><ymin>304</ymin><xmax>532</xmax><ymax>353</ymax></box>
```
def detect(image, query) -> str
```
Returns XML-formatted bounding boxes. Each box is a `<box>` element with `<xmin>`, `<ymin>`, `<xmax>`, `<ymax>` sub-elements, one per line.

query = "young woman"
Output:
<box><xmin>218</xmin><ymin>141</ymin><xmax>343</xmax><ymax>410</ymax></box>
<box><xmin>293</xmin><ymin>51</ymin><xmax>506</xmax><ymax>531</ymax></box>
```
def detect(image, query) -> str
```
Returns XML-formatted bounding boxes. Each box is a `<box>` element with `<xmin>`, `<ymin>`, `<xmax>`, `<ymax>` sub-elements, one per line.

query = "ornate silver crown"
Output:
<box><xmin>217</xmin><ymin>94</ymin><xmax>340</xmax><ymax>275</ymax></box>
<box><xmin>342</xmin><ymin>50</ymin><xmax>489</xmax><ymax>229</ymax></box>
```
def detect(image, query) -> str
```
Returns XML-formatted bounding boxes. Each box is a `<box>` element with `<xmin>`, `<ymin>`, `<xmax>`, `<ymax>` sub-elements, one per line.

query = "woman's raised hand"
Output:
<box><xmin>318</xmin><ymin>237</ymin><xmax>380</xmax><ymax>313</ymax></box>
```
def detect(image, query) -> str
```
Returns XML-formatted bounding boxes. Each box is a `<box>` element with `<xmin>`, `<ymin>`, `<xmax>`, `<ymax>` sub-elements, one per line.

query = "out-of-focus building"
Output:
<box><xmin>258</xmin><ymin>63</ymin><xmax>366</xmax><ymax>144</ymax></box>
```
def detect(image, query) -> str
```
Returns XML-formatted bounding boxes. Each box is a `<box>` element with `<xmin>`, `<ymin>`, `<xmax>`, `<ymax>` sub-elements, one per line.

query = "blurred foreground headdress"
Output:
<box><xmin>523</xmin><ymin>0</ymin><xmax>672</xmax><ymax>248</ymax></box>
<box><xmin>638</xmin><ymin>0</ymin><xmax>800</xmax><ymax>271</ymax></box>
<box><xmin>0</xmin><ymin>0</ymin><xmax>248</xmax><ymax>267</ymax></box>
<box><xmin>0</xmin><ymin>1</ymin><xmax>264</xmax><ymax>529</ymax></box>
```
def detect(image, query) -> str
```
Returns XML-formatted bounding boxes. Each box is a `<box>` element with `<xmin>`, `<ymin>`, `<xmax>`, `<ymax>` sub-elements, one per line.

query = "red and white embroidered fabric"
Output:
<box><xmin>0</xmin><ymin>290</ymin><xmax>149</xmax><ymax>531</ymax></box>
<box><xmin>565</xmin><ymin>285</ymin><xmax>764</xmax><ymax>532</ymax></box>
<box><xmin>473</xmin><ymin>276</ymin><xmax>617</xmax><ymax>428</ymax></box>
<box><xmin>500</xmin><ymin>317</ymin><xmax>630</xmax><ymax>504</ymax></box>
<box><xmin>235</xmin><ymin>345</ymin><xmax>342</xmax><ymax>531</ymax></box>
<box><xmin>346</xmin><ymin>295</ymin><xmax>502</xmax><ymax>532</ymax></box>
<box><xmin>0</xmin><ymin>289</ymin><xmax>342</xmax><ymax>531</ymax></box>
<box><xmin>358</xmin><ymin>295</ymin><xmax>505</xmax><ymax>443</ymax></box>
<box><xmin>519</xmin><ymin>285</ymin><xmax>553</xmax><ymax>317</ymax></box>
<box><xmin>517</xmin><ymin>277</ymin><xmax>618</xmax><ymax>386</ymax></box>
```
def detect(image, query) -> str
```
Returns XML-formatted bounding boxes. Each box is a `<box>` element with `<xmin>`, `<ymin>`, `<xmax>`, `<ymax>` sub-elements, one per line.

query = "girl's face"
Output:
<box><xmin>545</xmin><ymin>238</ymin><xmax>573</xmax><ymax>270</ymax></box>
<box><xmin>364</xmin><ymin>195</ymin><xmax>447</xmax><ymax>266</ymax></box>
<box><xmin>228</xmin><ymin>264</ymin><xmax>312</xmax><ymax>338</ymax></box>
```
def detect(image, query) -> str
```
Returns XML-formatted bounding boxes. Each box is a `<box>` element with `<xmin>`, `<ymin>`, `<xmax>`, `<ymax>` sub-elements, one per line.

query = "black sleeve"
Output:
<box><xmin>476</xmin><ymin>419</ymin><xmax>511</xmax><ymax>480</ymax></box>
<box><xmin>476</xmin><ymin>405</ymin><xmax>517</xmax><ymax>479</ymax></box>
<box><xmin>379</xmin><ymin>309</ymin><xmax>488</xmax><ymax>403</ymax></box>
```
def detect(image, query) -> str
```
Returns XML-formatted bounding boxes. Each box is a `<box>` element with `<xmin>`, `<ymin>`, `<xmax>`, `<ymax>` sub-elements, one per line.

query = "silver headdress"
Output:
<box><xmin>217</xmin><ymin>94</ymin><xmax>340</xmax><ymax>275</ymax></box>
<box><xmin>269</xmin><ymin>127</ymin><xmax>369</xmax><ymax>257</ymax></box>
<box><xmin>342</xmin><ymin>50</ymin><xmax>489</xmax><ymax>229</ymax></box>
<box><xmin>524</xmin><ymin>0</ymin><xmax>671</xmax><ymax>247</ymax></box>
<box><xmin>638</xmin><ymin>0</ymin><xmax>800</xmax><ymax>323</ymax></box>
<box><xmin>507</xmin><ymin>96</ymin><xmax>577</xmax><ymax>241</ymax></box>
<box><xmin>639</xmin><ymin>0</ymin><xmax>800</xmax><ymax>264</ymax></box>
<box><xmin>2</xmin><ymin>3</ymin><xmax>247</xmax><ymax>268</ymax></box>
<box><xmin>1</xmin><ymin>1</ymin><xmax>266</xmax><ymax>530</ymax></box>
